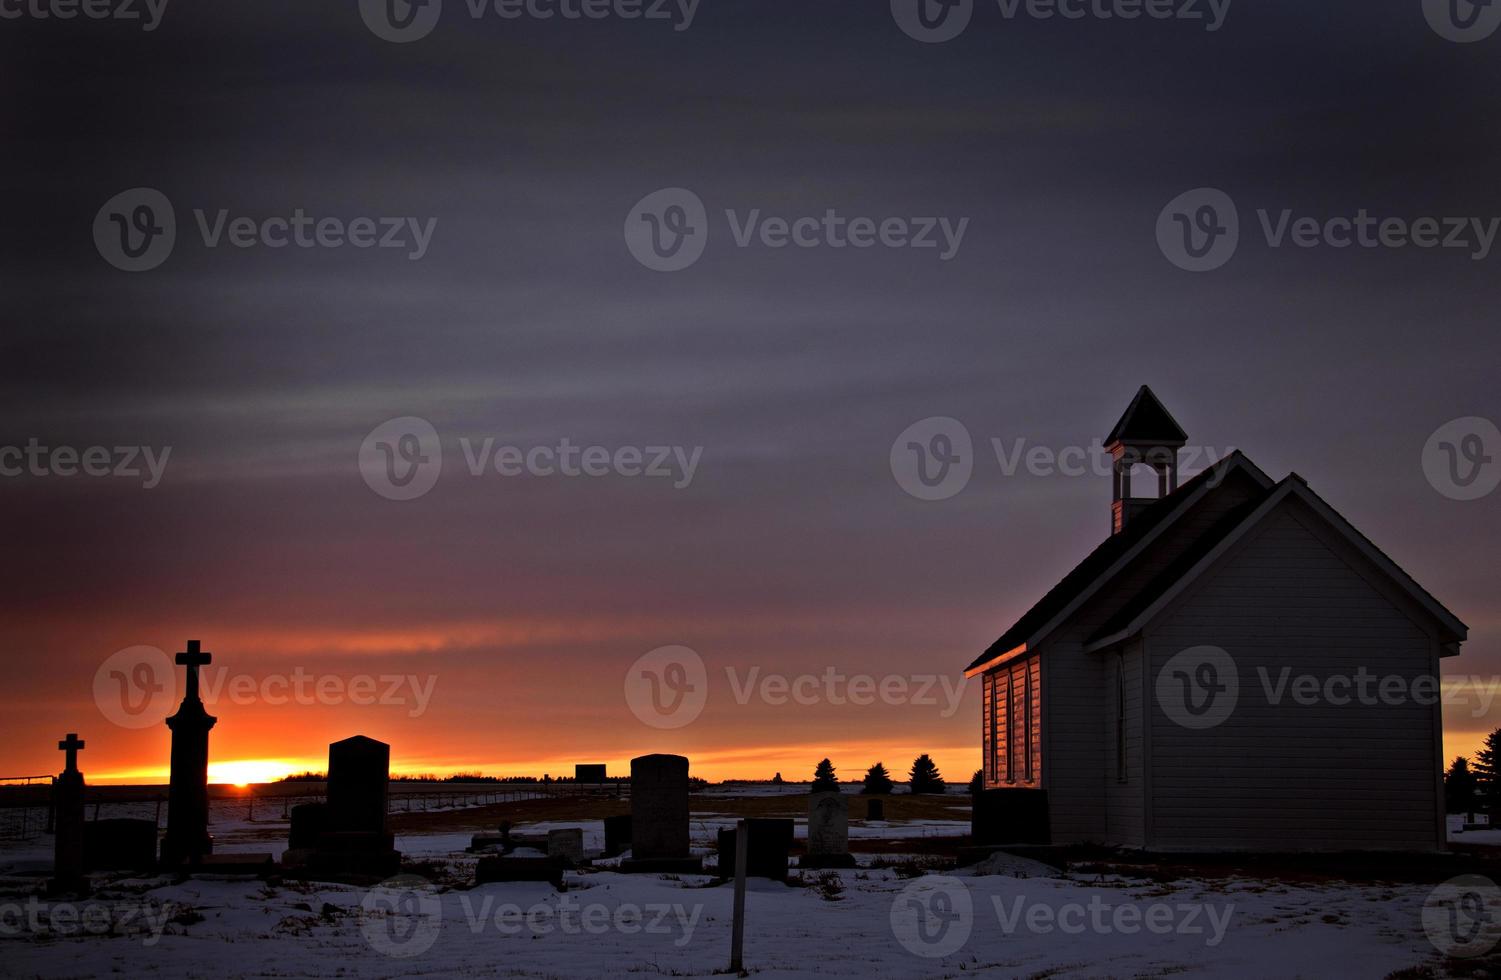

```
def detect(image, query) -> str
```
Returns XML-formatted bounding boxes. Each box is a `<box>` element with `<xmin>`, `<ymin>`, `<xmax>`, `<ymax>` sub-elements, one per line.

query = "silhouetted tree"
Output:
<box><xmin>1476</xmin><ymin>728</ymin><xmax>1501</xmax><ymax>814</ymax></box>
<box><xmin>908</xmin><ymin>754</ymin><xmax>945</xmax><ymax>795</ymax></box>
<box><xmin>862</xmin><ymin>762</ymin><xmax>893</xmax><ymax>795</ymax></box>
<box><xmin>968</xmin><ymin>769</ymin><xmax>984</xmax><ymax>795</ymax></box>
<box><xmin>771</xmin><ymin>772</ymin><xmax>783</xmax><ymax>785</ymax></box>
<box><xmin>812</xmin><ymin>759</ymin><xmax>839</xmax><ymax>792</ymax></box>
<box><xmin>1448</xmin><ymin>756</ymin><xmax>1480</xmax><ymax>816</ymax></box>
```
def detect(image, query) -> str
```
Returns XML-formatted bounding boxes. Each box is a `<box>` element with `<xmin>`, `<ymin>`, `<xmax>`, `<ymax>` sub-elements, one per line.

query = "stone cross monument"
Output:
<box><xmin>160</xmin><ymin>640</ymin><xmax>217</xmax><ymax>865</ymax></box>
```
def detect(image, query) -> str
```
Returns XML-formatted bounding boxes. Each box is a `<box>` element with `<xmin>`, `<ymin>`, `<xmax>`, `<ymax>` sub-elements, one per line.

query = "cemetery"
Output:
<box><xmin>1</xmin><ymin>639</ymin><xmax>1497</xmax><ymax>976</ymax></box>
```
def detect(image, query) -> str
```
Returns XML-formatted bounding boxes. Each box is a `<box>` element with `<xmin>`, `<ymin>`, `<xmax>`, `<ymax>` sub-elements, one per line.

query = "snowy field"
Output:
<box><xmin>0</xmin><ymin>794</ymin><xmax>1491</xmax><ymax>978</ymax></box>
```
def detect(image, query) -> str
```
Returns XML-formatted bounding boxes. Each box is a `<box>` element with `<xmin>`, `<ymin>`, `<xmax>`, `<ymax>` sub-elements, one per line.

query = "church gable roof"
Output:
<box><xmin>1084</xmin><ymin>476</ymin><xmax>1469</xmax><ymax>651</ymax></box>
<box><xmin>964</xmin><ymin>452</ymin><xmax>1271</xmax><ymax>676</ymax></box>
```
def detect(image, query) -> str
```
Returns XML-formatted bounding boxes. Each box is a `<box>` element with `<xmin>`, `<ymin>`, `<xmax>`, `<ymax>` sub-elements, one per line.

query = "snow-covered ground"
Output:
<box><xmin>0</xmin><ymin>803</ymin><xmax>1484</xmax><ymax>977</ymax></box>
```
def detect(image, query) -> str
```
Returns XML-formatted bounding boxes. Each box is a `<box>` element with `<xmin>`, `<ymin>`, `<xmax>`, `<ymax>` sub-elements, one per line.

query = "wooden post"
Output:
<box><xmin>729</xmin><ymin>819</ymin><xmax>748</xmax><ymax>973</ymax></box>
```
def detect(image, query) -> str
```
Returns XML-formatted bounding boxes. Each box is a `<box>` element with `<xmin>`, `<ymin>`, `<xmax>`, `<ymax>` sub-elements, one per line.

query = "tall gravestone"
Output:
<box><xmin>621</xmin><ymin>754</ymin><xmax>700</xmax><ymax>873</ymax></box>
<box><xmin>160</xmin><ymin>641</ymin><xmax>217</xmax><ymax>865</ymax></box>
<box><xmin>803</xmin><ymin>791</ymin><xmax>856</xmax><ymax>869</ymax></box>
<box><xmin>301</xmin><ymin>735</ymin><xmax>400</xmax><ymax>877</ymax></box>
<box><xmin>51</xmin><ymin>734</ymin><xmax>86</xmax><ymax>893</ymax></box>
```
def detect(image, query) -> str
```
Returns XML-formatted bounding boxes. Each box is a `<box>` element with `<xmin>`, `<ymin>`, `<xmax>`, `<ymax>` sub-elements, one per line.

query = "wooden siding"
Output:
<box><xmin>982</xmin><ymin>654</ymin><xmax>1041</xmax><ymax>789</ymax></box>
<box><xmin>1144</xmin><ymin>498</ymin><xmax>1444</xmax><ymax>851</ymax></box>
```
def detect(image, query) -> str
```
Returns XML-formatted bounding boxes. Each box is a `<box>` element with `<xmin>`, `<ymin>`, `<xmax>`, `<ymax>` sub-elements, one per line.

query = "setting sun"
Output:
<box><xmin>207</xmin><ymin>760</ymin><xmax>297</xmax><ymax>787</ymax></box>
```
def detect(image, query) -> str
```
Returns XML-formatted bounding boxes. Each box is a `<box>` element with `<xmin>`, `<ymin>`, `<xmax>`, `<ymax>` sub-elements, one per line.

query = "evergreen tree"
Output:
<box><xmin>908</xmin><ymin>754</ymin><xmax>946</xmax><ymax>795</ymax></box>
<box><xmin>968</xmin><ymin>769</ymin><xmax>984</xmax><ymax>795</ymax></box>
<box><xmin>1448</xmin><ymin>756</ymin><xmax>1480</xmax><ymax>816</ymax></box>
<box><xmin>862</xmin><ymin>762</ymin><xmax>894</xmax><ymax>795</ymax></box>
<box><xmin>1476</xmin><ymin>728</ymin><xmax>1501</xmax><ymax>814</ymax></box>
<box><xmin>771</xmin><ymin>772</ymin><xmax>783</xmax><ymax>785</ymax></box>
<box><xmin>811</xmin><ymin>758</ymin><xmax>839</xmax><ymax>792</ymax></box>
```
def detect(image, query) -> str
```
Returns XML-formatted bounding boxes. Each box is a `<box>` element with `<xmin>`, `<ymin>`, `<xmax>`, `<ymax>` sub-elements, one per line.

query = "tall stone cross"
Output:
<box><xmin>177</xmin><ymin>640</ymin><xmax>212</xmax><ymax>701</ymax></box>
<box><xmin>58</xmin><ymin>733</ymin><xmax>85</xmax><ymax>773</ymax></box>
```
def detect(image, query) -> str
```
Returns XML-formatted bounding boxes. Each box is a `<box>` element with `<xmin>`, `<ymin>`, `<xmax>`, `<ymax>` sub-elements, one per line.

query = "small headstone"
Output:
<box><xmin>603</xmin><ymin>814</ymin><xmax>632</xmax><ymax>857</ymax></box>
<box><xmin>288</xmin><ymin>803</ymin><xmax>328</xmax><ymax>850</ymax></box>
<box><xmin>620</xmin><ymin>754</ymin><xmax>701</xmax><ymax>873</ymax></box>
<box><xmin>84</xmin><ymin>819</ymin><xmax>158</xmax><ymax>872</ymax></box>
<box><xmin>51</xmin><ymin>734</ymin><xmax>87</xmax><ymax>892</ymax></box>
<box><xmin>866</xmin><ymin>798</ymin><xmax>885</xmax><ymax>821</ymax></box>
<box><xmin>547</xmin><ymin>828</ymin><xmax>586</xmax><ymax>866</ymax></box>
<box><xmin>716</xmin><ymin>818</ymin><xmax>792</xmax><ymax>880</ymax></box>
<box><xmin>802</xmin><ymin>791</ymin><xmax>856</xmax><ymax>869</ymax></box>
<box><xmin>575</xmin><ymin>764</ymin><xmax>607</xmax><ymax>783</ymax></box>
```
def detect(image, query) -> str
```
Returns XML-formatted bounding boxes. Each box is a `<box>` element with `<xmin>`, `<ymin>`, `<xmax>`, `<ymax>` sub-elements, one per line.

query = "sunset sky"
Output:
<box><xmin>2</xmin><ymin>1</ymin><xmax>1498</xmax><ymax>786</ymax></box>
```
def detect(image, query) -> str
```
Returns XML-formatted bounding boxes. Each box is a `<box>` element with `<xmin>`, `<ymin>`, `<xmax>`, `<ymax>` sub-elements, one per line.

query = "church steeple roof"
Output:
<box><xmin>1105</xmin><ymin>385</ymin><xmax>1189</xmax><ymax>447</ymax></box>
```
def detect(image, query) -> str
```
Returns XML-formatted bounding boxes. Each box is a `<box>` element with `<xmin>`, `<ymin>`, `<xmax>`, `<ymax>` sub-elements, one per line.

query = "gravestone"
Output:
<box><xmin>287</xmin><ymin>803</ymin><xmax>328</xmax><ymax>850</ymax></box>
<box><xmin>575</xmin><ymin>764</ymin><xmax>607</xmax><ymax>784</ymax></box>
<box><xmin>866</xmin><ymin>798</ymin><xmax>885</xmax><ymax>821</ymax></box>
<box><xmin>802</xmin><ymin>791</ymin><xmax>856</xmax><ymax>869</ymax></box>
<box><xmin>547</xmin><ymin>828</ymin><xmax>586</xmax><ymax>866</ymax></box>
<box><xmin>160</xmin><ymin>642</ymin><xmax>217</xmax><ymax>865</ymax></box>
<box><xmin>285</xmin><ymin>736</ymin><xmax>401</xmax><ymax>877</ymax></box>
<box><xmin>51</xmin><ymin>733</ymin><xmax>87</xmax><ymax>893</ymax></box>
<box><xmin>620</xmin><ymin>754</ymin><xmax>701</xmax><ymax>873</ymax></box>
<box><xmin>716</xmin><ymin>818</ymin><xmax>793</xmax><ymax>880</ymax></box>
<box><xmin>327</xmin><ymin>736</ymin><xmax>390</xmax><ymax>836</ymax></box>
<box><xmin>603</xmin><ymin>814</ymin><xmax>632</xmax><ymax>857</ymax></box>
<box><xmin>84</xmin><ymin>819</ymin><xmax>158</xmax><ymax>871</ymax></box>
